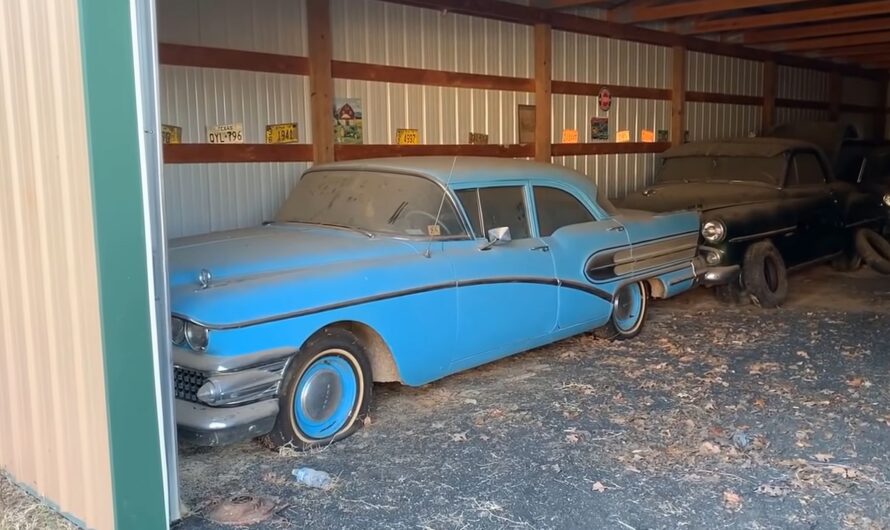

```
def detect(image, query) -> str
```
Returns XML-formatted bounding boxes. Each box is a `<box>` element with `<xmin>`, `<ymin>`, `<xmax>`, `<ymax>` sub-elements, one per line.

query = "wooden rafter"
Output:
<box><xmin>689</xmin><ymin>1</ymin><xmax>890</xmax><ymax>35</ymax></box>
<box><xmin>815</xmin><ymin>43</ymin><xmax>890</xmax><ymax>58</ymax></box>
<box><xmin>618</xmin><ymin>0</ymin><xmax>808</xmax><ymax>24</ymax></box>
<box><xmin>530</xmin><ymin>0</ymin><xmax>611</xmax><ymax>9</ymax></box>
<box><xmin>776</xmin><ymin>30</ymin><xmax>890</xmax><ymax>52</ymax></box>
<box><xmin>744</xmin><ymin>16</ymin><xmax>890</xmax><ymax>45</ymax></box>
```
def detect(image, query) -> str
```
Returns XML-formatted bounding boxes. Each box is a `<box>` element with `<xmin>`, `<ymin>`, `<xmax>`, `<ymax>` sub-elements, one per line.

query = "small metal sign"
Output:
<box><xmin>265</xmin><ymin>122</ymin><xmax>299</xmax><ymax>144</ymax></box>
<box><xmin>396</xmin><ymin>128</ymin><xmax>420</xmax><ymax>145</ymax></box>
<box><xmin>598</xmin><ymin>87</ymin><xmax>612</xmax><ymax>112</ymax></box>
<box><xmin>640</xmin><ymin>129</ymin><xmax>655</xmax><ymax>143</ymax></box>
<box><xmin>207</xmin><ymin>123</ymin><xmax>244</xmax><ymax>144</ymax></box>
<box><xmin>161</xmin><ymin>124</ymin><xmax>181</xmax><ymax>144</ymax></box>
<box><xmin>616</xmin><ymin>130</ymin><xmax>630</xmax><ymax>143</ymax></box>
<box><xmin>468</xmin><ymin>132</ymin><xmax>489</xmax><ymax>145</ymax></box>
<box><xmin>561</xmin><ymin>129</ymin><xmax>579</xmax><ymax>144</ymax></box>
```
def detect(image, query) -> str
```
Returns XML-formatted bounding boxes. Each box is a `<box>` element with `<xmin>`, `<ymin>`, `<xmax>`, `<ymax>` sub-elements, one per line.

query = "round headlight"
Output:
<box><xmin>701</xmin><ymin>220</ymin><xmax>726</xmax><ymax>243</ymax></box>
<box><xmin>883</xmin><ymin>193</ymin><xmax>890</xmax><ymax>207</ymax></box>
<box><xmin>185</xmin><ymin>322</ymin><xmax>209</xmax><ymax>351</ymax></box>
<box><xmin>171</xmin><ymin>317</ymin><xmax>185</xmax><ymax>345</ymax></box>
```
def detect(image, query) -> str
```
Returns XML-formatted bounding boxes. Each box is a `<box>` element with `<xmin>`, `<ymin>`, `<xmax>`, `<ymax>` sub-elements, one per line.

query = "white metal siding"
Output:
<box><xmin>687</xmin><ymin>52</ymin><xmax>762</xmax><ymax>97</ymax></box>
<box><xmin>552</xmin><ymin>30</ymin><xmax>671</xmax><ymax>89</ymax></box>
<box><xmin>686</xmin><ymin>102</ymin><xmax>762</xmax><ymax>142</ymax></box>
<box><xmin>0</xmin><ymin>1</ymin><xmax>114</xmax><ymax>528</ymax></box>
<box><xmin>777</xmin><ymin>65</ymin><xmax>829</xmax><ymax>102</ymax></box>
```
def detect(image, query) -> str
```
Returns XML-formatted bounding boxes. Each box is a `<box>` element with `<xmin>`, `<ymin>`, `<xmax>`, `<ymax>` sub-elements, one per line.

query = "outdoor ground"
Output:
<box><xmin>174</xmin><ymin>266</ymin><xmax>890</xmax><ymax>530</ymax></box>
<box><xmin>2</xmin><ymin>266</ymin><xmax>888</xmax><ymax>529</ymax></box>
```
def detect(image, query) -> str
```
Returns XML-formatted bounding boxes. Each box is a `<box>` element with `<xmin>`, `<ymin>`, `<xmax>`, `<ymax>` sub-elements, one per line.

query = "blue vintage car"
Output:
<box><xmin>170</xmin><ymin>157</ymin><xmax>730</xmax><ymax>448</ymax></box>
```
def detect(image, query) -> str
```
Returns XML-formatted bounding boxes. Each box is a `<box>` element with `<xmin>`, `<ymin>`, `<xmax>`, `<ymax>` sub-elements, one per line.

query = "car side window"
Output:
<box><xmin>533</xmin><ymin>186</ymin><xmax>594</xmax><ymax>237</ymax></box>
<box><xmin>790</xmin><ymin>152</ymin><xmax>827</xmax><ymax>186</ymax></box>
<box><xmin>456</xmin><ymin>186</ymin><xmax>531</xmax><ymax>239</ymax></box>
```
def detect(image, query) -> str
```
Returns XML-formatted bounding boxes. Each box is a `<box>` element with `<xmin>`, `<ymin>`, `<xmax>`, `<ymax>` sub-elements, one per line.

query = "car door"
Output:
<box><xmin>780</xmin><ymin>150</ymin><xmax>845</xmax><ymax>264</ymax></box>
<box><xmin>445</xmin><ymin>183</ymin><xmax>558</xmax><ymax>369</ymax></box>
<box><xmin>530</xmin><ymin>185</ymin><xmax>631</xmax><ymax>331</ymax></box>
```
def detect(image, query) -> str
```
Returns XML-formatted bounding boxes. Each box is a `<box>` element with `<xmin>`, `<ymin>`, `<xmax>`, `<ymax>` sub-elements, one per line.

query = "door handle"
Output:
<box><xmin>609</xmin><ymin>226</ymin><xmax>625</xmax><ymax>232</ymax></box>
<box><xmin>530</xmin><ymin>245</ymin><xmax>550</xmax><ymax>252</ymax></box>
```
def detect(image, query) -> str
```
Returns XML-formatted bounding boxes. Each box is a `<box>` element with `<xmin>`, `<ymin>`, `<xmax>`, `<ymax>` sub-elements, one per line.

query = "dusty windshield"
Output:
<box><xmin>275</xmin><ymin>170</ymin><xmax>466</xmax><ymax>238</ymax></box>
<box><xmin>657</xmin><ymin>155</ymin><xmax>785</xmax><ymax>186</ymax></box>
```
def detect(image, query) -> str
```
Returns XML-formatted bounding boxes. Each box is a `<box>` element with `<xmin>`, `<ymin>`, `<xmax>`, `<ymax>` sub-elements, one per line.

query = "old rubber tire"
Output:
<box><xmin>595</xmin><ymin>281</ymin><xmax>648</xmax><ymax>340</ymax></box>
<box><xmin>267</xmin><ymin>327</ymin><xmax>372</xmax><ymax>450</ymax></box>
<box><xmin>854</xmin><ymin>228</ymin><xmax>890</xmax><ymax>275</ymax></box>
<box><xmin>742</xmin><ymin>241</ymin><xmax>788</xmax><ymax>308</ymax></box>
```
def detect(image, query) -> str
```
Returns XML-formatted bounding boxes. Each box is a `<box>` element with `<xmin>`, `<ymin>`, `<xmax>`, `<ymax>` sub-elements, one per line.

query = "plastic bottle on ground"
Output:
<box><xmin>292</xmin><ymin>467</ymin><xmax>332</xmax><ymax>489</ymax></box>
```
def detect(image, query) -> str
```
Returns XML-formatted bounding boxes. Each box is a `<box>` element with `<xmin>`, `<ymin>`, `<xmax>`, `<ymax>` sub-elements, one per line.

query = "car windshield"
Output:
<box><xmin>657</xmin><ymin>155</ymin><xmax>785</xmax><ymax>186</ymax></box>
<box><xmin>275</xmin><ymin>170</ymin><xmax>466</xmax><ymax>238</ymax></box>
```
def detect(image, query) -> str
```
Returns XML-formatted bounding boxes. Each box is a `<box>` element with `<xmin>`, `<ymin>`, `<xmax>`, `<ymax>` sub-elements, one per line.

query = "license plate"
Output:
<box><xmin>265</xmin><ymin>122</ymin><xmax>299</xmax><ymax>144</ymax></box>
<box><xmin>161</xmin><ymin>124</ymin><xmax>181</xmax><ymax>144</ymax></box>
<box><xmin>396</xmin><ymin>128</ymin><xmax>419</xmax><ymax>145</ymax></box>
<box><xmin>207</xmin><ymin>123</ymin><xmax>244</xmax><ymax>144</ymax></box>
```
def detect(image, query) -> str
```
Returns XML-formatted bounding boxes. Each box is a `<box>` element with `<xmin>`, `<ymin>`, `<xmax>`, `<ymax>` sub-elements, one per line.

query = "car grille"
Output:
<box><xmin>174</xmin><ymin>367</ymin><xmax>207</xmax><ymax>403</ymax></box>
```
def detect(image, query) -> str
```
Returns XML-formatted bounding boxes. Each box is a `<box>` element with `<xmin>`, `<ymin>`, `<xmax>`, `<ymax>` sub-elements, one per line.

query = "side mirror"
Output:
<box><xmin>480</xmin><ymin>226</ymin><xmax>512</xmax><ymax>250</ymax></box>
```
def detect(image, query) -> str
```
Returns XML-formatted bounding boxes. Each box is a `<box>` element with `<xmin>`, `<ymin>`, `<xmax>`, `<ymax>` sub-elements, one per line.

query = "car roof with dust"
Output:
<box><xmin>307</xmin><ymin>156</ymin><xmax>596</xmax><ymax>189</ymax></box>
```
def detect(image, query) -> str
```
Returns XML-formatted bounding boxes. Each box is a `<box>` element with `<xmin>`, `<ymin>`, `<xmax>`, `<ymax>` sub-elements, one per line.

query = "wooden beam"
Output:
<box><xmin>671</xmin><ymin>45</ymin><xmax>686</xmax><ymax>146</ymax></box>
<box><xmin>776</xmin><ymin>98</ymin><xmax>831</xmax><ymax>110</ymax></box>
<box><xmin>534</xmin><ymin>23</ymin><xmax>552</xmax><ymax>162</ymax></box>
<box><xmin>530</xmin><ymin>0</ymin><xmax>609</xmax><ymax>8</ymax></box>
<box><xmin>552</xmin><ymin>80</ymin><xmax>671</xmax><ymax>100</ymax></box>
<box><xmin>829</xmin><ymin>70</ymin><xmax>842</xmax><ymax>120</ymax></box>
<box><xmin>816</xmin><ymin>44</ymin><xmax>890</xmax><ymax>58</ymax></box>
<box><xmin>157</xmin><ymin>44</ymin><xmax>309</xmax><ymax>75</ymax></box>
<box><xmin>689</xmin><ymin>1</ymin><xmax>890</xmax><ymax>35</ymax></box>
<box><xmin>686</xmin><ymin>91</ymin><xmax>762</xmax><ymax>106</ymax></box>
<box><xmin>777</xmin><ymin>31</ymin><xmax>890</xmax><ymax>52</ymax></box>
<box><xmin>620</xmin><ymin>0</ymin><xmax>808</xmax><ymax>24</ymax></box>
<box><xmin>307</xmin><ymin>0</ymin><xmax>334</xmax><ymax>164</ymax></box>
<box><xmin>332</xmin><ymin>61</ymin><xmax>533</xmax><ymax>92</ymax></box>
<box><xmin>163</xmin><ymin>144</ymin><xmax>314</xmax><ymax>164</ymax></box>
<box><xmin>744</xmin><ymin>16</ymin><xmax>890</xmax><ymax>45</ymax></box>
<box><xmin>762</xmin><ymin>60</ymin><xmax>777</xmax><ymax>132</ymax></box>
<box><xmin>551</xmin><ymin>142</ymin><xmax>670</xmax><ymax>156</ymax></box>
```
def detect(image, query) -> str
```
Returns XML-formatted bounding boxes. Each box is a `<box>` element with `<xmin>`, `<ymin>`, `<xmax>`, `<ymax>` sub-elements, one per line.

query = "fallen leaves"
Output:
<box><xmin>748</xmin><ymin>361</ymin><xmax>781</xmax><ymax>376</ymax></box>
<box><xmin>722</xmin><ymin>490</ymin><xmax>742</xmax><ymax>511</ymax></box>
<box><xmin>699</xmin><ymin>441</ymin><xmax>721</xmax><ymax>455</ymax></box>
<box><xmin>755</xmin><ymin>483</ymin><xmax>791</xmax><ymax>498</ymax></box>
<box><xmin>813</xmin><ymin>453</ymin><xmax>834</xmax><ymax>463</ymax></box>
<box><xmin>591</xmin><ymin>481</ymin><xmax>606</xmax><ymax>493</ymax></box>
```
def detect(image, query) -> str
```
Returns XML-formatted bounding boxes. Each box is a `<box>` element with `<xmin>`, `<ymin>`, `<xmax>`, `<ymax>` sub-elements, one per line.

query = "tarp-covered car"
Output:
<box><xmin>617</xmin><ymin>138</ymin><xmax>890</xmax><ymax>306</ymax></box>
<box><xmin>169</xmin><ymin>157</ymin><xmax>725</xmax><ymax>448</ymax></box>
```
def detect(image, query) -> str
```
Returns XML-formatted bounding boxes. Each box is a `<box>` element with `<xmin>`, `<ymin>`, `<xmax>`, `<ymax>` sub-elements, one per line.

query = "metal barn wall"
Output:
<box><xmin>157</xmin><ymin>0</ymin><xmax>311</xmax><ymax>238</ymax></box>
<box><xmin>841</xmin><ymin>76</ymin><xmax>883</xmax><ymax>138</ymax></box>
<box><xmin>775</xmin><ymin>64</ymin><xmax>831</xmax><ymax>127</ymax></box>
<box><xmin>551</xmin><ymin>30</ymin><xmax>670</xmax><ymax>196</ymax></box>
<box><xmin>686</xmin><ymin>52</ymin><xmax>763</xmax><ymax>142</ymax></box>
<box><xmin>0</xmin><ymin>1</ymin><xmax>114</xmax><ymax>528</ymax></box>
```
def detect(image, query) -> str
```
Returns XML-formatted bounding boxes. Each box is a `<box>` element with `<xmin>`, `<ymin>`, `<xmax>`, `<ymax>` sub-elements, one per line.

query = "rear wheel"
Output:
<box><xmin>595</xmin><ymin>281</ymin><xmax>648</xmax><ymax>340</ymax></box>
<box><xmin>742</xmin><ymin>241</ymin><xmax>788</xmax><ymax>308</ymax></box>
<box><xmin>266</xmin><ymin>328</ymin><xmax>372</xmax><ymax>450</ymax></box>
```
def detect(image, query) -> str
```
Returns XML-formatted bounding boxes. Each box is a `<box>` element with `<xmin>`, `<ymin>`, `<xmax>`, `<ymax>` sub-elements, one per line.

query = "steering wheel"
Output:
<box><xmin>403</xmin><ymin>210</ymin><xmax>452</xmax><ymax>235</ymax></box>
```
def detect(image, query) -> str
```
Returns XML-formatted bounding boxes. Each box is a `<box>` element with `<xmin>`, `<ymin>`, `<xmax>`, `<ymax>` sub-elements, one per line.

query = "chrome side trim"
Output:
<box><xmin>173</xmin><ymin>346</ymin><xmax>295</xmax><ymax>373</ymax></box>
<box><xmin>728</xmin><ymin>226</ymin><xmax>796</xmax><ymax>244</ymax></box>
<box><xmin>845</xmin><ymin>216</ymin><xmax>884</xmax><ymax>228</ymax></box>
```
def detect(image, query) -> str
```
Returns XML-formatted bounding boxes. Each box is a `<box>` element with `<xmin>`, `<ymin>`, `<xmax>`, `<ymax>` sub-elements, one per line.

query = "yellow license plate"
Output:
<box><xmin>265</xmin><ymin>122</ymin><xmax>299</xmax><ymax>144</ymax></box>
<box><xmin>396</xmin><ymin>128</ymin><xmax>419</xmax><ymax>145</ymax></box>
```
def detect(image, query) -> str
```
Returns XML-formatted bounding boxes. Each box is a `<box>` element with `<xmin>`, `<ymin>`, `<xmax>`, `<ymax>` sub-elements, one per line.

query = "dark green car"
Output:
<box><xmin>617</xmin><ymin>138</ymin><xmax>890</xmax><ymax>307</ymax></box>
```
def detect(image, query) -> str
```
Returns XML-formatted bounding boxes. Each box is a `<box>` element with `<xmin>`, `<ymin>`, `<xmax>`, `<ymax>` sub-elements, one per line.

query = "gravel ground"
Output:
<box><xmin>174</xmin><ymin>267</ymin><xmax>890</xmax><ymax>530</ymax></box>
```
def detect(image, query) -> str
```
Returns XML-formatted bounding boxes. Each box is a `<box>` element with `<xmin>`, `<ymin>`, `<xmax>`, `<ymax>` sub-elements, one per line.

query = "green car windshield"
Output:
<box><xmin>657</xmin><ymin>155</ymin><xmax>785</xmax><ymax>186</ymax></box>
<box><xmin>276</xmin><ymin>170</ymin><xmax>466</xmax><ymax>238</ymax></box>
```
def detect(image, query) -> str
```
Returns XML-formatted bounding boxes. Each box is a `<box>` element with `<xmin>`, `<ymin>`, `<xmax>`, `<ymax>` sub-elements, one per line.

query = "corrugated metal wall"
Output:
<box><xmin>686</xmin><ymin>52</ymin><xmax>762</xmax><ymax>142</ymax></box>
<box><xmin>157</xmin><ymin>0</ymin><xmax>311</xmax><ymax>237</ymax></box>
<box><xmin>775</xmin><ymin>65</ymin><xmax>831</xmax><ymax>129</ymax></box>
<box><xmin>841</xmin><ymin>76</ymin><xmax>882</xmax><ymax>138</ymax></box>
<box><xmin>0</xmin><ymin>1</ymin><xmax>114</xmax><ymax>528</ymax></box>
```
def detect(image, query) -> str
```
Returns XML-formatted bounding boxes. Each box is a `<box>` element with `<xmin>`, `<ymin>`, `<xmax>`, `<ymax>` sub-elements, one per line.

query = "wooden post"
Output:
<box><xmin>762</xmin><ymin>60</ymin><xmax>776</xmax><ymax>133</ymax></box>
<box><xmin>828</xmin><ymin>69</ymin><xmax>842</xmax><ymax>121</ymax></box>
<box><xmin>671</xmin><ymin>45</ymin><xmax>686</xmax><ymax>146</ymax></box>
<box><xmin>534</xmin><ymin>23</ymin><xmax>552</xmax><ymax>163</ymax></box>
<box><xmin>308</xmin><ymin>0</ymin><xmax>334</xmax><ymax>163</ymax></box>
<box><xmin>876</xmin><ymin>74</ymin><xmax>888</xmax><ymax>140</ymax></box>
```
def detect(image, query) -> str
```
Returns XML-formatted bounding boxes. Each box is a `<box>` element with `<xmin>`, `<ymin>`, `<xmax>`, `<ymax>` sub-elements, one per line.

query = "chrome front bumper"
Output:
<box><xmin>173</xmin><ymin>346</ymin><xmax>293</xmax><ymax>446</ymax></box>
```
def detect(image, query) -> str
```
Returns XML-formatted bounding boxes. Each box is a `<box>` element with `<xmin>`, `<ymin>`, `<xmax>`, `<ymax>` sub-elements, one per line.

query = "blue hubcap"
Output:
<box><xmin>613</xmin><ymin>283</ymin><xmax>643</xmax><ymax>332</ymax></box>
<box><xmin>294</xmin><ymin>353</ymin><xmax>359</xmax><ymax>439</ymax></box>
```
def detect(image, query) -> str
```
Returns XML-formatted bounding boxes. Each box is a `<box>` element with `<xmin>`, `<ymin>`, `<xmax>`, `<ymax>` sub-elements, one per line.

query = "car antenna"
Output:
<box><xmin>423</xmin><ymin>156</ymin><xmax>458</xmax><ymax>259</ymax></box>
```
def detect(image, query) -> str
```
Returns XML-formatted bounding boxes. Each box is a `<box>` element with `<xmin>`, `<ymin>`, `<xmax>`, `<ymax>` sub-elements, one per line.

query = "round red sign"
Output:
<box><xmin>598</xmin><ymin>87</ymin><xmax>612</xmax><ymax>112</ymax></box>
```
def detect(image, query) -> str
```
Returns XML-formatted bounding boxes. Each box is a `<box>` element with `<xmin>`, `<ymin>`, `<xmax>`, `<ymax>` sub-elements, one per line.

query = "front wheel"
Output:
<box><xmin>595</xmin><ymin>281</ymin><xmax>648</xmax><ymax>340</ymax></box>
<box><xmin>266</xmin><ymin>328</ymin><xmax>372</xmax><ymax>450</ymax></box>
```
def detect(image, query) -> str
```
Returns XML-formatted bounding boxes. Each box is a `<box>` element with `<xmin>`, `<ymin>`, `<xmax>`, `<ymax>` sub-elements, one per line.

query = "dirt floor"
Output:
<box><xmin>0</xmin><ymin>474</ymin><xmax>76</xmax><ymax>530</ymax></box>
<box><xmin>173</xmin><ymin>266</ymin><xmax>890</xmax><ymax>530</ymax></box>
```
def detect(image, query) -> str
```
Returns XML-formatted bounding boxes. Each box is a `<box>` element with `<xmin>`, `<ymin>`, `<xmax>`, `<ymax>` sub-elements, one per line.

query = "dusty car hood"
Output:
<box><xmin>168</xmin><ymin>224</ymin><xmax>416</xmax><ymax>289</ymax></box>
<box><xmin>616</xmin><ymin>182</ymin><xmax>782</xmax><ymax>213</ymax></box>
